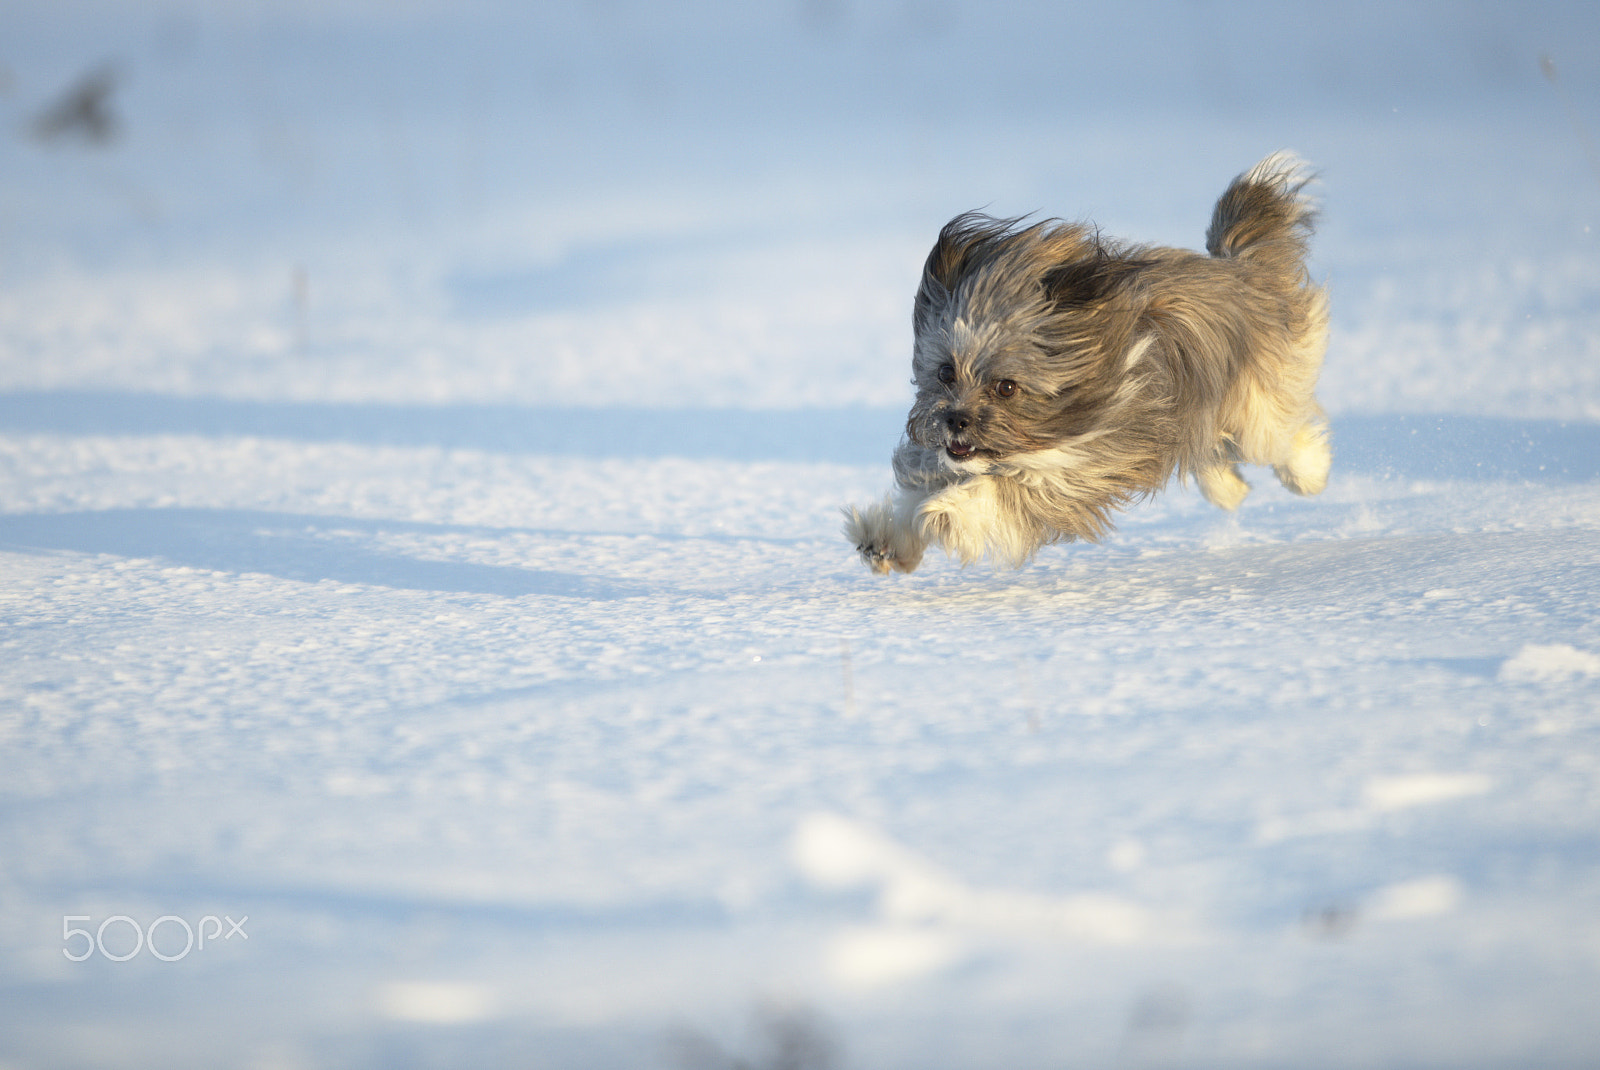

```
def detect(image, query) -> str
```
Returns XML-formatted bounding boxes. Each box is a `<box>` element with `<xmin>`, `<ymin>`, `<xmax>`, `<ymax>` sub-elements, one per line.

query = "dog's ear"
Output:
<box><xmin>1042</xmin><ymin>240</ymin><xmax>1148</xmax><ymax>310</ymax></box>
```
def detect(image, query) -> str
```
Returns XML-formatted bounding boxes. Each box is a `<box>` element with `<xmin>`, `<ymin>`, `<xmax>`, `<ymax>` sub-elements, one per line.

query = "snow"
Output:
<box><xmin>2</xmin><ymin>1</ymin><xmax>1599</xmax><ymax>1067</ymax></box>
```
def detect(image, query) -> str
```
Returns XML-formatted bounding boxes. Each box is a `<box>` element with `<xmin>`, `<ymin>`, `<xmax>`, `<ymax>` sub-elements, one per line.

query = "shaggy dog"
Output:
<box><xmin>844</xmin><ymin>153</ymin><xmax>1330</xmax><ymax>574</ymax></box>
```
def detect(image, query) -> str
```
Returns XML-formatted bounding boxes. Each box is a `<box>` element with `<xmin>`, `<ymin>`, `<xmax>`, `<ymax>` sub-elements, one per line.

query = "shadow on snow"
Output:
<box><xmin>0</xmin><ymin>391</ymin><xmax>905</xmax><ymax>466</ymax></box>
<box><xmin>1</xmin><ymin>391</ymin><xmax>1597</xmax><ymax>480</ymax></box>
<box><xmin>0</xmin><ymin>507</ymin><xmax>642</xmax><ymax>599</ymax></box>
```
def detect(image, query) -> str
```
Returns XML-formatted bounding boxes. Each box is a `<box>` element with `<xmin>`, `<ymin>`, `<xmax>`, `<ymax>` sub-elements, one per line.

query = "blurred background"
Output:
<box><xmin>2</xmin><ymin>0</ymin><xmax>1597</xmax><ymax>414</ymax></box>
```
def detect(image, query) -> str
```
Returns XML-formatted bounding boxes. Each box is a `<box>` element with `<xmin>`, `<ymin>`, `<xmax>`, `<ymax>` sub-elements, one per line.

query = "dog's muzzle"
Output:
<box><xmin>944</xmin><ymin>411</ymin><xmax>978</xmax><ymax>459</ymax></box>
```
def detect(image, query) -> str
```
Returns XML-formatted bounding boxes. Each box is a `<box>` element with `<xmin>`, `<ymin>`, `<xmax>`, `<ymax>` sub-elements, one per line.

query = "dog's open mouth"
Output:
<box><xmin>946</xmin><ymin>441</ymin><xmax>977</xmax><ymax>460</ymax></box>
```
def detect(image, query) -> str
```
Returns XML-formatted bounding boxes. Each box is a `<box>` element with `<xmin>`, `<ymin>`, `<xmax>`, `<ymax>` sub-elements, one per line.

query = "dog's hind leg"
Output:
<box><xmin>1272</xmin><ymin>414</ymin><xmax>1331</xmax><ymax>496</ymax></box>
<box><xmin>1198</xmin><ymin>460</ymin><xmax>1251</xmax><ymax>511</ymax></box>
<box><xmin>1269</xmin><ymin>292</ymin><xmax>1331</xmax><ymax>497</ymax></box>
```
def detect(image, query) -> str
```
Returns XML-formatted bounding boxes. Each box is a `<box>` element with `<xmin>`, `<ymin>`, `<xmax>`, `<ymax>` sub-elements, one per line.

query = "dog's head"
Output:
<box><xmin>905</xmin><ymin>213</ymin><xmax>1155</xmax><ymax>468</ymax></box>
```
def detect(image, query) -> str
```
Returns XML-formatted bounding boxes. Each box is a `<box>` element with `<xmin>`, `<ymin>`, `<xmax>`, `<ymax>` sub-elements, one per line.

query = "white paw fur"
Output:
<box><xmin>842</xmin><ymin>495</ymin><xmax>927</xmax><ymax>575</ymax></box>
<box><xmin>1197</xmin><ymin>463</ymin><xmax>1252</xmax><ymax>511</ymax></box>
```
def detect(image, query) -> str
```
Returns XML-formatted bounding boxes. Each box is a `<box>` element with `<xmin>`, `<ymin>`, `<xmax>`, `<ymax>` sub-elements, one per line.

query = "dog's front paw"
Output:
<box><xmin>856</xmin><ymin>541</ymin><xmax>898</xmax><ymax>575</ymax></box>
<box><xmin>842</xmin><ymin>498</ymin><xmax>924</xmax><ymax>575</ymax></box>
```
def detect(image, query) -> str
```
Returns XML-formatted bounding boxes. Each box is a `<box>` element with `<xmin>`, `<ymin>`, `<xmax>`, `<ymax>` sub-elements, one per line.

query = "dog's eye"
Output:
<box><xmin>937</xmin><ymin>364</ymin><xmax>956</xmax><ymax>385</ymax></box>
<box><xmin>994</xmin><ymin>379</ymin><xmax>1018</xmax><ymax>398</ymax></box>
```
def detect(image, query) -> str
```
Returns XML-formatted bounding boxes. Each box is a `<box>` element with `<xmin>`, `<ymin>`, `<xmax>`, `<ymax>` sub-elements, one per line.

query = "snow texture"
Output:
<box><xmin>2</xmin><ymin>1</ymin><xmax>1599</xmax><ymax>1067</ymax></box>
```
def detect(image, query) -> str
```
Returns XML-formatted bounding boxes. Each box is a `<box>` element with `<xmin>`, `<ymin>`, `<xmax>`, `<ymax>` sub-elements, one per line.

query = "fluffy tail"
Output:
<box><xmin>1205</xmin><ymin>152</ymin><xmax>1317</xmax><ymax>264</ymax></box>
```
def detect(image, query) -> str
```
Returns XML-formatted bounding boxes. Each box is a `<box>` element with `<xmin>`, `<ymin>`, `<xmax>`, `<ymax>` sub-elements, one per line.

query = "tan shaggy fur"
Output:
<box><xmin>844</xmin><ymin>152</ymin><xmax>1331</xmax><ymax>573</ymax></box>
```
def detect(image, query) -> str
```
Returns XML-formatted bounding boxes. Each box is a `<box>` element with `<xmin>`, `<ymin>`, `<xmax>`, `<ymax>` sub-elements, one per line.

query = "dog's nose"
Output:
<box><xmin>946</xmin><ymin>411</ymin><xmax>972</xmax><ymax>434</ymax></box>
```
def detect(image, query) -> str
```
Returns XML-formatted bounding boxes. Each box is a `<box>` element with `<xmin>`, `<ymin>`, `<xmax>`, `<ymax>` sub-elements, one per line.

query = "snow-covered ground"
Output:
<box><xmin>3</xmin><ymin>2</ymin><xmax>1599</xmax><ymax>1067</ymax></box>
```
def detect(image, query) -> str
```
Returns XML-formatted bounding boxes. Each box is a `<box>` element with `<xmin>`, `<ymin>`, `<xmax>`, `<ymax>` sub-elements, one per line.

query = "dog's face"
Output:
<box><xmin>904</xmin><ymin>213</ymin><xmax>1152</xmax><ymax>468</ymax></box>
